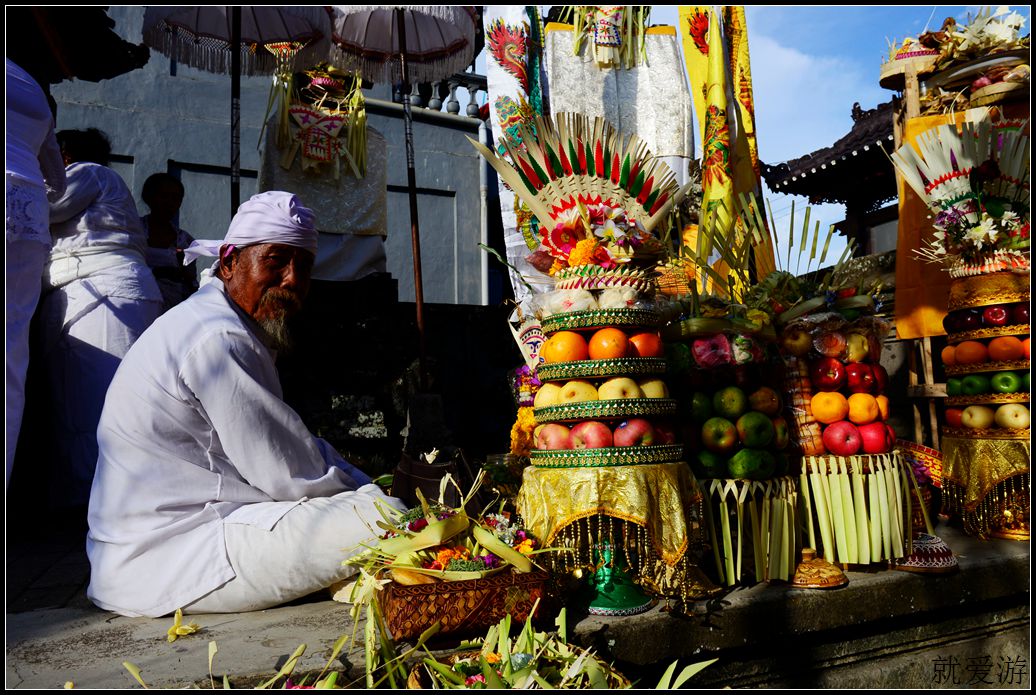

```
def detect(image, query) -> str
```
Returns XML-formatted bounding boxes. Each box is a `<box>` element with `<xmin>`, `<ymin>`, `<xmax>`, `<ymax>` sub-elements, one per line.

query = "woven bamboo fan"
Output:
<box><xmin>470</xmin><ymin>113</ymin><xmax>686</xmax><ymax>235</ymax></box>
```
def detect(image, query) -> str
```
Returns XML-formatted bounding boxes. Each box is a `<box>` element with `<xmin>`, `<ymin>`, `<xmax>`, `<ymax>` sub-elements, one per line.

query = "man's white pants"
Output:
<box><xmin>185</xmin><ymin>485</ymin><xmax>403</xmax><ymax>614</ymax></box>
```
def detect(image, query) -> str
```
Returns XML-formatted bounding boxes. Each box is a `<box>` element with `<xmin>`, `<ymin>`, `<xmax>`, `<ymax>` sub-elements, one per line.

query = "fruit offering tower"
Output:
<box><xmin>889</xmin><ymin>111</ymin><xmax>1030</xmax><ymax>540</ymax></box>
<box><xmin>474</xmin><ymin>113</ymin><xmax>716</xmax><ymax>613</ymax></box>
<box><xmin>779</xmin><ymin>310</ymin><xmax>914</xmax><ymax>567</ymax></box>
<box><xmin>939</xmin><ymin>272</ymin><xmax>1030</xmax><ymax>539</ymax></box>
<box><xmin>663</xmin><ymin>314</ymin><xmax>798</xmax><ymax>587</ymax></box>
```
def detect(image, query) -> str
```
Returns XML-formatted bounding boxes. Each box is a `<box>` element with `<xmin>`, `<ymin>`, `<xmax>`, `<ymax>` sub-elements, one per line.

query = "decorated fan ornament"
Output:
<box><xmin>890</xmin><ymin>112</ymin><xmax>1030</xmax><ymax>277</ymax></box>
<box><xmin>470</xmin><ymin>113</ymin><xmax>688</xmax><ymax>274</ymax></box>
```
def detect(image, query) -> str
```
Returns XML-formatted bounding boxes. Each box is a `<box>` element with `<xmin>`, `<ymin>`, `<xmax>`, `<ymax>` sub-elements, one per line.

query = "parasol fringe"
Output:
<box><xmin>143</xmin><ymin>25</ymin><xmax>276</xmax><ymax>77</ymax></box>
<box><xmin>328</xmin><ymin>46</ymin><xmax>476</xmax><ymax>89</ymax></box>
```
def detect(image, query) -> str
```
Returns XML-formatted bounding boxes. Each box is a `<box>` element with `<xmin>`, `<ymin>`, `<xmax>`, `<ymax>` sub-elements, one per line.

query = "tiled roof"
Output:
<box><xmin>761</xmin><ymin>101</ymin><xmax>897</xmax><ymax>210</ymax></box>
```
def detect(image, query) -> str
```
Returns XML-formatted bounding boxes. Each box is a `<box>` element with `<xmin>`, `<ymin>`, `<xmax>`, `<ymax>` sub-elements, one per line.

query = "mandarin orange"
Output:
<box><xmin>847</xmin><ymin>393</ymin><xmax>880</xmax><ymax>425</ymax></box>
<box><xmin>588</xmin><ymin>327</ymin><xmax>630</xmax><ymax>360</ymax></box>
<box><xmin>541</xmin><ymin>331</ymin><xmax>588</xmax><ymax>363</ymax></box>
<box><xmin>810</xmin><ymin>391</ymin><xmax>849</xmax><ymax>425</ymax></box>
<box><xmin>628</xmin><ymin>331</ymin><xmax>664</xmax><ymax>358</ymax></box>
<box><xmin>875</xmin><ymin>395</ymin><xmax>890</xmax><ymax>421</ymax></box>
<box><xmin>940</xmin><ymin>345</ymin><xmax>956</xmax><ymax>366</ymax></box>
<box><xmin>954</xmin><ymin>340</ymin><xmax>988</xmax><ymax>365</ymax></box>
<box><xmin>987</xmin><ymin>336</ymin><xmax>1025</xmax><ymax>362</ymax></box>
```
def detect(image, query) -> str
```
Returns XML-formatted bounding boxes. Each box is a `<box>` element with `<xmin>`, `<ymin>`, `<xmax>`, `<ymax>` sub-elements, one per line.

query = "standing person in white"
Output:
<box><xmin>5</xmin><ymin>58</ymin><xmax>67</xmax><ymax>488</ymax></box>
<box><xmin>87</xmin><ymin>191</ymin><xmax>402</xmax><ymax>617</ymax></box>
<box><xmin>42</xmin><ymin>128</ymin><xmax>163</xmax><ymax>507</ymax></box>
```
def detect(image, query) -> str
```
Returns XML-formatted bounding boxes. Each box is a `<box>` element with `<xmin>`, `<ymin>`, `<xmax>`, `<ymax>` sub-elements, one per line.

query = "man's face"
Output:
<box><xmin>221</xmin><ymin>243</ymin><xmax>314</xmax><ymax>349</ymax></box>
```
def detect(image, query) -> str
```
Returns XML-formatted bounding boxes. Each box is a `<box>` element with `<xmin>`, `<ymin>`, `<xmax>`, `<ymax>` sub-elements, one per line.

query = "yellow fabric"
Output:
<box><xmin>722</xmin><ymin>6</ymin><xmax>776</xmax><ymax>282</ymax></box>
<box><xmin>941</xmin><ymin>436</ymin><xmax>1030</xmax><ymax>513</ymax></box>
<box><xmin>516</xmin><ymin>463</ymin><xmax>699</xmax><ymax>566</ymax></box>
<box><xmin>678</xmin><ymin>6</ymin><xmax>712</xmax><ymax>149</ymax></box>
<box><xmin>544</xmin><ymin>22</ymin><xmax>678</xmax><ymax>36</ymax></box>
<box><xmin>893</xmin><ymin>112</ymin><xmax>969</xmax><ymax>339</ymax></box>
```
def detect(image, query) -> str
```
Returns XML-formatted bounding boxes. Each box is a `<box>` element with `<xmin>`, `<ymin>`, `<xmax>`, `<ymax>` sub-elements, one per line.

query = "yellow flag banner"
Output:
<box><xmin>678</xmin><ymin>6</ymin><xmax>712</xmax><ymax>150</ymax></box>
<box><xmin>723</xmin><ymin>6</ymin><xmax>776</xmax><ymax>281</ymax></box>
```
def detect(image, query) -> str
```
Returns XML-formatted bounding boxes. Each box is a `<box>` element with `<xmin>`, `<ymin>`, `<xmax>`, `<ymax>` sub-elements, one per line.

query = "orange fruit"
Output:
<box><xmin>541</xmin><ymin>331</ymin><xmax>588</xmax><ymax>364</ymax></box>
<box><xmin>940</xmin><ymin>345</ymin><xmax>957</xmax><ymax>366</ymax></box>
<box><xmin>847</xmin><ymin>393</ymin><xmax>880</xmax><ymax>425</ymax></box>
<box><xmin>588</xmin><ymin>327</ymin><xmax>630</xmax><ymax>360</ymax></box>
<box><xmin>628</xmin><ymin>331</ymin><xmax>664</xmax><ymax>358</ymax></box>
<box><xmin>810</xmin><ymin>391</ymin><xmax>849</xmax><ymax>425</ymax></box>
<box><xmin>1024</xmin><ymin>338</ymin><xmax>1031</xmax><ymax>359</ymax></box>
<box><xmin>987</xmin><ymin>336</ymin><xmax>1025</xmax><ymax>362</ymax></box>
<box><xmin>953</xmin><ymin>340</ymin><xmax>988</xmax><ymax>365</ymax></box>
<box><xmin>875</xmin><ymin>395</ymin><xmax>890</xmax><ymax>421</ymax></box>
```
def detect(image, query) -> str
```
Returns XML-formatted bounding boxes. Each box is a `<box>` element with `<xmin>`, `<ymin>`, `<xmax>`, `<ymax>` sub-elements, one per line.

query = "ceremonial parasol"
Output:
<box><xmin>326</xmin><ymin>6</ymin><xmax>479</xmax><ymax>378</ymax></box>
<box><xmin>142</xmin><ymin>6</ymin><xmax>328</xmax><ymax>215</ymax></box>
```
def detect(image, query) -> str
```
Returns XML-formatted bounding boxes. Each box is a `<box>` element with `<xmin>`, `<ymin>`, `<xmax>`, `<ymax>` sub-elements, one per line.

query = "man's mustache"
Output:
<box><xmin>259</xmin><ymin>288</ymin><xmax>302</xmax><ymax>315</ymax></box>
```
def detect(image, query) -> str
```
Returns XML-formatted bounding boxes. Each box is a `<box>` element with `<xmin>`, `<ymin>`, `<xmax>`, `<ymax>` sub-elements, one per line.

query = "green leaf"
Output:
<box><xmin>123</xmin><ymin>662</ymin><xmax>148</xmax><ymax>689</ymax></box>
<box><xmin>556</xmin><ymin>608</ymin><xmax>568</xmax><ymax>644</ymax></box>
<box><xmin>482</xmin><ymin>658</ymin><xmax>507</xmax><ymax>689</ymax></box>
<box><xmin>256</xmin><ymin>643</ymin><xmax>307</xmax><ymax>689</ymax></box>
<box><xmin>656</xmin><ymin>660</ymin><xmax>679</xmax><ymax>689</ymax></box>
<box><xmin>672</xmin><ymin>659</ymin><xmax>718</xmax><ymax>688</ymax></box>
<box><xmin>222</xmin><ymin>674</ymin><xmax>230</xmax><ymax>690</ymax></box>
<box><xmin>208</xmin><ymin>641</ymin><xmax>218</xmax><ymax>690</ymax></box>
<box><xmin>424</xmin><ymin>659</ymin><xmax>465</xmax><ymax>686</ymax></box>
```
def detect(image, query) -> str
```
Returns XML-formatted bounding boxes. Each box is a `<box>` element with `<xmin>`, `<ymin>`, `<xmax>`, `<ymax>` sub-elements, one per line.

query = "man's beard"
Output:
<box><xmin>255</xmin><ymin>289</ymin><xmax>301</xmax><ymax>352</ymax></box>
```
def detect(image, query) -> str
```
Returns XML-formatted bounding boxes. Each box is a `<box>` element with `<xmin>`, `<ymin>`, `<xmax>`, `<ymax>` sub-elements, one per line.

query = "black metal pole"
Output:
<box><xmin>230</xmin><ymin>6</ymin><xmax>241</xmax><ymax>216</ymax></box>
<box><xmin>397</xmin><ymin>8</ymin><xmax>428</xmax><ymax>388</ymax></box>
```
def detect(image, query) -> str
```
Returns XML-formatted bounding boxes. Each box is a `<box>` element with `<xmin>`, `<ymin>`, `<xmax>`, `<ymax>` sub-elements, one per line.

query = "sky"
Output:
<box><xmin>480</xmin><ymin>5</ymin><xmax>1030</xmax><ymax>268</ymax></box>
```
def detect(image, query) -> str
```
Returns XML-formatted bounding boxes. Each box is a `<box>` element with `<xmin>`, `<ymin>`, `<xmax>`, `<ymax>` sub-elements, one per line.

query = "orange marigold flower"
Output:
<box><xmin>485</xmin><ymin>653</ymin><xmax>502</xmax><ymax>665</ymax></box>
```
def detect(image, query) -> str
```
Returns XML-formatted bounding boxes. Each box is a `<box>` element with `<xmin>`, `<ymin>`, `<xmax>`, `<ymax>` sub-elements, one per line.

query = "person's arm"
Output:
<box><xmin>49</xmin><ymin>165</ymin><xmax>101</xmax><ymax>223</ymax></box>
<box><xmin>38</xmin><ymin>127</ymin><xmax>66</xmax><ymax>202</ymax></box>
<box><xmin>180</xmin><ymin>328</ymin><xmax>366</xmax><ymax>501</ymax></box>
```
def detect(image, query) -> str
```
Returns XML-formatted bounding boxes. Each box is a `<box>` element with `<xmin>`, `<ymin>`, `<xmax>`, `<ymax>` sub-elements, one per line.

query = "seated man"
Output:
<box><xmin>86</xmin><ymin>191</ymin><xmax>401</xmax><ymax>618</ymax></box>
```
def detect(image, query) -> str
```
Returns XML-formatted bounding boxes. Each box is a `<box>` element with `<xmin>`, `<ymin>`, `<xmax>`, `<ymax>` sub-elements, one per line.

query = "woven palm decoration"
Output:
<box><xmin>470</xmin><ymin>113</ymin><xmax>684</xmax><ymax>268</ymax></box>
<box><xmin>890</xmin><ymin>113</ymin><xmax>1030</xmax><ymax>274</ymax></box>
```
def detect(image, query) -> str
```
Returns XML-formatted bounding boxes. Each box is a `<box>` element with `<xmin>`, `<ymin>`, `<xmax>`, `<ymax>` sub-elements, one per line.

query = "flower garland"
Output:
<box><xmin>539</xmin><ymin>200</ymin><xmax>652</xmax><ymax>273</ymax></box>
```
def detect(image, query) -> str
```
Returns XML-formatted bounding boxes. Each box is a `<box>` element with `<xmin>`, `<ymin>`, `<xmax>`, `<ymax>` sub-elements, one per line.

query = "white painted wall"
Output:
<box><xmin>50</xmin><ymin>6</ymin><xmax>486</xmax><ymax>305</ymax></box>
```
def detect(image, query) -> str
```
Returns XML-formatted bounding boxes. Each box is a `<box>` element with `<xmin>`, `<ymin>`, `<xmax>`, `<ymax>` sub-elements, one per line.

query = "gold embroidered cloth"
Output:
<box><xmin>942</xmin><ymin>436</ymin><xmax>1030</xmax><ymax>511</ymax></box>
<box><xmin>516</xmin><ymin>462</ymin><xmax>699</xmax><ymax>566</ymax></box>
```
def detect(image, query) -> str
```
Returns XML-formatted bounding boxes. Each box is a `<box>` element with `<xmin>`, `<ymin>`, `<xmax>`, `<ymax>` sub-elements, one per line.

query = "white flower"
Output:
<box><xmin>1001</xmin><ymin>210</ymin><xmax>1020</xmax><ymax>224</ymax></box>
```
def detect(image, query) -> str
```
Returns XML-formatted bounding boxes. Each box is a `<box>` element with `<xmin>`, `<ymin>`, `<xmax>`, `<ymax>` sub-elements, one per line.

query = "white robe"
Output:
<box><xmin>44</xmin><ymin>161</ymin><xmax>162</xmax><ymax>505</ymax></box>
<box><xmin>87</xmin><ymin>280</ymin><xmax>386</xmax><ymax>617</ymax></box>
<box><xmin>5</xmin><ymin>58</ymin><xmax>66</xmax><ymax>487</ymax></box>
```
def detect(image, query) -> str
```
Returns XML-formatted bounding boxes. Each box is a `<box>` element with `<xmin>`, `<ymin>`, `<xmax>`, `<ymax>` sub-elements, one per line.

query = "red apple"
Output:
<box><xmin>701</xmin><ymin>417</ymin><xmax>739</xmax><ymax>454</ymax></box>
<box><xmin>748</xmin><ymin>386</ymin><xmax>782</xmax><ymax>416</ymax></box>
<box><xmin>570</xmin><ymin>421</ymin><xmax>614</xmax><ymax>449</ymax></box>
<box><xmin>885</xmin><ymin>424</ymin><xmax>897</xmax><ymax>446</ymax></box>
<box><xmin>653</xmin><ymin>421</ymin><xmax>678</xmax><ymax>445</ymax></box>
<box><xmin>614</xmin><ymin>418</ymin><xmax>656</xmax><ymax>447</ymax></box>
<box><xmin>944</xmin><ymin>408</ymin><xmax>964</xmax><ymax>428</ymax></box>
<box><xmin>858</xmin><ymin>422</ymin><xmax>894</xmax><ymax>454</ymax></box>
<box><xmin>871</xmin><ymin>364</ymin><xmax>889</xmax><ymax>394</ymax></box>
<box><xmin>822</xmin><ymin>421</ymin><xmax>862</xmax><ymax>456</ymax></box>
<box><xmin>845</xmin><ymin>363</ymin><xmax>876</xmax><ymax>394</ymax></box>
<box><xmin>982</xmin><ymin>305</ymin><xmax>1009</xmax><ymax>327</ymax></box>
<box><xmin>534</xmin><ymin>424</ymin><xmax>571</xmax><ymax>450</ymax></box>
<box><xmin>958</xmin><ymin>310</ymin><xmax>983</xmax><ymax>331</ymax></box>
<box><xmin>1010</xmin><ymin>303</ymin><xmax>1029</xmax><ymax>325</ymax></box>
<box><xmin>810</xmin><ymin>357</ymin><xmax>847</xmax><ymax>391</ymax></box>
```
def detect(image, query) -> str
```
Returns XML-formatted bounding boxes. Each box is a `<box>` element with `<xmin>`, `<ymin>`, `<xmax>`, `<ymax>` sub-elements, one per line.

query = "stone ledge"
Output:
<box><xmin>571</xmin><ymin>523</ymin><xmax>1030</xmax><ymax>688</ymax></box>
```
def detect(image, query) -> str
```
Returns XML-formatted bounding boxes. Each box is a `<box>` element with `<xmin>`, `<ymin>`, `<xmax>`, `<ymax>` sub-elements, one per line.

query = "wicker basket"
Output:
<box><xmin>378</xmin><ymin>570</ymin><xmax>549</xmax><ymax>642</ymax></box>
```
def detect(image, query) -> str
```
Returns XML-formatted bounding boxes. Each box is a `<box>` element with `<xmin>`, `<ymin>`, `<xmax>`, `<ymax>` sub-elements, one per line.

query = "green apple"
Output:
<box><xmin>990</xmin><ymin>371</ymin><xmax>1022</xmax><ymax>394</ymax></box>
<box><xmin>960</xmin><ymin>374</ymin><xmax>992</xmax><ymax>396</ymax></box>
<box><xmin>736</xmin><ymin>411</ymin><xmax>775</xmax><ymax>448</ymax></box>
<box><xmin>692</xmin><ymin>450</ymin><xmax>728</xmax><ymax>479</ymax></box>
<box><xmin>701</xmin><ymin>417</ymin><xmax>739</xmax><ymax>454</ymax></box>
<box><xmin>727</xmin><ymin>448</ymin><xmax>776</xmax><ymax>480</ymax></box>
<box><xmin>1024</xmin><ymin>373</ymin><xmax>1030</xmax><ymax>392</ymax></box>
<box><xmin>688</xmin><ymin>391</ymin><xmax>713</xmax><ymax>423</ymax></box>
<box><xmin>845</xmin><ymin>333</ymin><xmax>869</xmax><ymax>363</ymax></box>
<box><xmin>713</xmin><ymin>386</ymin><xmax>748</xmax><ymax>420</ymax></box>
<box><xmin>946</xmin><ymin>378</ymin><xmax>963</xmax><ymax>397</ymax></box>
